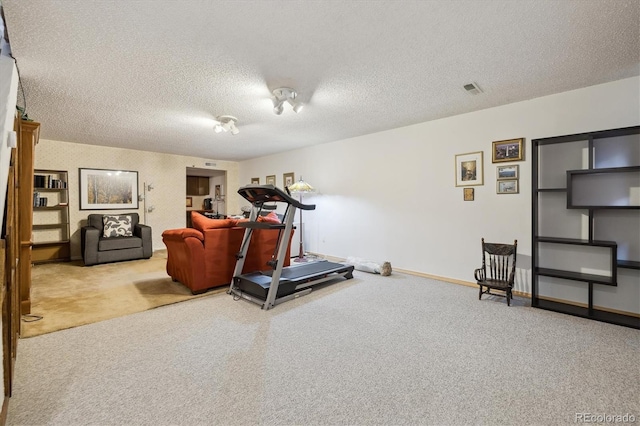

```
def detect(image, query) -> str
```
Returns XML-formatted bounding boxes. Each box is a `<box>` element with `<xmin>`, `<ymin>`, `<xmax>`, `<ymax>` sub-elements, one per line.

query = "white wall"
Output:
<box><xmin>34</xmin><ymin>140</ymin><xmax>241</xmax><ymax>258</ymax></box>
<box><xmin>239</xmin><ymin>77</ymin><xmax>640</xmax><ymax>305</ymax></box>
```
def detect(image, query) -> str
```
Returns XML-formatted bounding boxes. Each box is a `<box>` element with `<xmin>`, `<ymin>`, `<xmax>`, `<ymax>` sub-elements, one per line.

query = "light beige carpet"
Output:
<box><xmin>22</xmin><ymin>250</ymin><xmax>225</xmax><ymax>337</ymax></box>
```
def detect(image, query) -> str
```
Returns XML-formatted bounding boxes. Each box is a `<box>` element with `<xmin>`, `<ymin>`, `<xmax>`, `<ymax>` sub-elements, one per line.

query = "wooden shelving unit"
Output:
<box><xmin>32</xmin><ymin>169</ymin><xmax>70</xmax><ymax>263</ymax></box>
<box><xmin>532</xmin><ymin>125</ymin><xmax>640</xmax><ymax>329</ymax></box>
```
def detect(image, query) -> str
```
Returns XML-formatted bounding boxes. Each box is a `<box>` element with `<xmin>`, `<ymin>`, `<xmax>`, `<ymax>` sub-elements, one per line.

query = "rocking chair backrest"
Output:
<box><xmin>481</xmin><ymin>238</ymin><xmax>517</xmax><ymax>283</ymax></box>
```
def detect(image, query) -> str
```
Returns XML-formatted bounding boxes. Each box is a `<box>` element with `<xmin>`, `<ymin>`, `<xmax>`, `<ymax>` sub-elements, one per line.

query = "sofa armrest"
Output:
<box><xmin>135</xmin><ymin>223</ymin><xmax>153</xmax><ymax>258</ymax></box>
<box><xmin>81</xmin><ymin>226</ymin><xmax>101</xmax><ymax>266</ymax></box>
<box><xmin>162</xmin><ymin>228</ymin><xmax>209</xmax><ymax>293</ymax></box>
<box><xmin>162</xmin><ymin>228</ymin><xmax>204</xmax><ymax>242</ymax></box>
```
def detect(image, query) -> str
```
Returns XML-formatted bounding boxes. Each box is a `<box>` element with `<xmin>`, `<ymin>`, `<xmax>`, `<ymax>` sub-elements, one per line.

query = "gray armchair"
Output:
<box><xmin>81</xmin><ymin>213</ymin><xmax>152</xmax><ymax>266</ymax></box>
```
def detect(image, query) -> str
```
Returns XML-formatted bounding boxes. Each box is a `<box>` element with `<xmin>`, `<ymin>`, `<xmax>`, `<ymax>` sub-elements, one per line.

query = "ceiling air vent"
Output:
<box><xmin>463</xmin><ymin>82</ymin><xmax>482</xmax><ymax>95</ymax></box>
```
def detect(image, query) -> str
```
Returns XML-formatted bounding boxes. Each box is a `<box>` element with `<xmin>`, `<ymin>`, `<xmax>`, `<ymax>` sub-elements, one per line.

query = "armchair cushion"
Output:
<box><xmin>102</xmin><ymin>214</ymin><xmax>134</xmax><ymax>237</ymax></box>
<box><xmin>99</xmin><ymin>236</ymin><xmax>142</xmax><ymax>251</ymax></box>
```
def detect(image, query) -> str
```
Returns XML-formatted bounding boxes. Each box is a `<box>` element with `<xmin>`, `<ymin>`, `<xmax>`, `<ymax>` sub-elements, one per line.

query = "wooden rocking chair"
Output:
<box><xmin>474</xmin><ymin>238</ymin><xmax>517</xmax><ymax>306</ymax></box>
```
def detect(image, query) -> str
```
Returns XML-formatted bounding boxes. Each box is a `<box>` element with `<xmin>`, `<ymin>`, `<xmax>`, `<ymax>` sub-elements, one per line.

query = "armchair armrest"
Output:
<box><xmin>81</xmin><ymin>226</ymin><xmax>101</xmax><ymax>266</ymax></box>
<box><xmin>135</xmin><ymin>223</ymin><xmax>153</xmax><ymax>258</ymax></box>
<box><xmin>474</xmin><ymin>268</ymin><xmax>485</xmax><ymax>281</ymax></box>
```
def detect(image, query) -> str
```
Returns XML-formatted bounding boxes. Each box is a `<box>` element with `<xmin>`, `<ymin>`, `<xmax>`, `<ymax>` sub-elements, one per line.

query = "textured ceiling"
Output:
<box><xmin>3</xmin><ymin>0</ymin><xmax>639</xmax><ymax>161</ymax></box>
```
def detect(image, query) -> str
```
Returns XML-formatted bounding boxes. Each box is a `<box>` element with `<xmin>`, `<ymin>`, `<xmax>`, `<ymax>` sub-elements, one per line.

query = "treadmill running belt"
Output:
<box><xmin>263</xmin><ymin>260</ymin><xmax>348</xmax><ymax>280</ymax></box>
<box><xmin>234</xmin><ymin>260</ymin><xmax>353</xmax><ymax>300</ymax></box>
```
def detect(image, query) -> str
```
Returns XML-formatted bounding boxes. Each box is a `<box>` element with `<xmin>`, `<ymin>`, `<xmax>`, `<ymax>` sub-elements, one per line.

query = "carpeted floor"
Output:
<box><xmin>8</xmin><ymin>270</ymin><xmax>639</xmax><ymax>425</ymax></box>
<box><xmin>22</xmin><ymin>250</ymin><xmax>224</xmax><ymax>337</ymax></box>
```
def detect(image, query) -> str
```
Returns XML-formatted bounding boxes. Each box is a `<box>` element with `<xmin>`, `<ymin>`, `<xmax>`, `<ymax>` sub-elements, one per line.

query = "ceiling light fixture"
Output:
<box><xmin>213</xmin><ymin>115</ymin><xmax>239</xmax><ymax>135</ymax></box>
<box><xmin>272</xmin><ymin>87</ymin><xmax>304</xmax><ymax>115</ymax></box>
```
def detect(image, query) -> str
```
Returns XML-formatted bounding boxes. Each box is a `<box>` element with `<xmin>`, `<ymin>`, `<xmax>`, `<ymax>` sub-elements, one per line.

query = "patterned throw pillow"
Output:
<box><xmin>103</xmin><ymin>215</ymin><xmax>133</xmax><ymax>237</ymax></box>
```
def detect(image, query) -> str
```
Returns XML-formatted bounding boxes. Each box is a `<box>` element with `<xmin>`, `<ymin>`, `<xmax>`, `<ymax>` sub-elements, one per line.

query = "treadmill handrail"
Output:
<box><xmin>237</xmin><ymin>184</ymin><xmax>316</xmax><ymax>211</ymax></box>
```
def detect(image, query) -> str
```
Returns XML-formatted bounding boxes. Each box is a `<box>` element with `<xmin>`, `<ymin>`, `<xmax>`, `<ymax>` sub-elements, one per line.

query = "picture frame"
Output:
<box><xmin>497</xmin><ymin>179</ymin><xmax>519</xmax><ymax>194</ymax></box>
<box><xmin>186</xmin><ymin>196</ymin><xmax>193</xmax><ymax>207</ymax></box>
<box><xmin>492</xmin><ymin>138</ymin><xmax>524</xmax><ymax>163</ymax></box>
<box><xmin>266</xmin><ymin>175</ymin><xmax>276</xmax><ymax>186</ymax></box>
<box><xmin>463</xmin><ymin>188</ymin><xmax>474</xmax><ymax>201</ymax></box>
<box><xmin>251</xmin><ymin>177</ymin><xmax>260</xmax><ymax>185</ymax></box>
<box><xmin>283</xmin><ymin>172</ymin><xmax>295</xmax><ymax>188</ymax></box>
<box><xmin>214</xmin><ymin>184</ymin><xmax>222</xmax><ymax>199</ymax></box>
<box><xmin>496</xmin><ymin>164</ymin><xmax>519</xmax><ymax>180</ymax></box>
<box><xmin>79</xmin><ymin>168</ymin><xmax>139</xmax><ymax>210</ymax></box>
<box><xmin>455</xmin><ymin>151</ymin><xmax>484</xmax><ymax>187</ymax></box>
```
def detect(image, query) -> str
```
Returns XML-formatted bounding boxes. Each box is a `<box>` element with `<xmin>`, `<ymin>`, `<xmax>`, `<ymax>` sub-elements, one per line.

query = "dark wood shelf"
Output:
<box><xmin>534</xmin><ymin>299</ymin><xmax>640</xmax><ymax>329</ymax></box>
<box><xmin>617</xmin><ymin>260</ymin><xmax>640</xmax><ymax>270</ymax></box>
<box><xmin>567</xmin><ymin>166</ymin><xmax>640</xmax><ymax>209</ymax></box>
<box><xmin>536</xmin><ymin>267</ymin><xmax>615</xmax><ymax>286</ymax></box>
<box><xmin>536</xmin><ymin>237</ymin><xmax>616</xmax><ymax>247</ymax></box>
<box><xmin>537</xmin><ymin>188</ymin><xmax>567</xmax><ymax>192</ymax></box>
<box><xmin>34</xmin><ymin>187</ymin><xmax>67</xmax><ymax>192</ymax></box>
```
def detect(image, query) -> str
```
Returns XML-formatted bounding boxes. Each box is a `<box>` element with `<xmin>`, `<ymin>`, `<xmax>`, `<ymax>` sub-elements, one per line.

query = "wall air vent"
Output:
<box><xmin>463</xmin><ymin>82</ymin><xmax>483</xmax><ymax>95</ymax></box>
<box><xmin>204</xmin><ymin>162</ymin><xmax>217</xmax><ymax>167</ymax></box>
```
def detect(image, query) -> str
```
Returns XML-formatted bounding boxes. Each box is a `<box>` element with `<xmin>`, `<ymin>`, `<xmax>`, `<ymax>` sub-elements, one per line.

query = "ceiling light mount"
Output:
<box><xmin>213</xmin><ymin>115</ymin><xmax>239</xmax><ymax>135</ymax></box>
<box><xmin>272</xmin><ymin>87</ymin><xmax>304</xmax><ymax>115</ymax></box>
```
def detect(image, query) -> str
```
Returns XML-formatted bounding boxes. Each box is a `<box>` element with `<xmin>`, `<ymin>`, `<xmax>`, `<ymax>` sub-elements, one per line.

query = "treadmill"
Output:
<box><xmin>228</xmin><ymin>184</ymin><xmax>354</xmax><ymax>310</ymax></box>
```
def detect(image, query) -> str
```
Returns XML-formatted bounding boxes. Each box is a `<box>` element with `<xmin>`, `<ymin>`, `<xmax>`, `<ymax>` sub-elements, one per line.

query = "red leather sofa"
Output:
<box><xmin>162</xmin><ymin>212</ymin><xmax>292</xmax><ymax>294</ymax></box>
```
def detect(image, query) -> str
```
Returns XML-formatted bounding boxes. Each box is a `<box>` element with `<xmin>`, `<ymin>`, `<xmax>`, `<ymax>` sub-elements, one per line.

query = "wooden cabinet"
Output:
<box><xmin>186</xmin><ymin>176</ymin><xmax>210</xmax><ymax>195</ymax></box>
<box><xmin>17</xmin><ymin>119</ymin><xmax>39</xmax><ymax>315</ymax></box>
<box><xmin>532</xmin><ymin>125</ymin><xmax>640</xmax><ymax>329</ymax></box>
<box><xmin>32</xmin><ymin>170</ymin><xmax>70</xmax><ymax>263</ymax></box>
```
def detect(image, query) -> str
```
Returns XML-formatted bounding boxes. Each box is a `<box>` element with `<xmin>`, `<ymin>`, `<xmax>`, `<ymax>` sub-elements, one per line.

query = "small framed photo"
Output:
<box><xmin>497</xmin><ymin>179</ymin><xmax>519</xmax><ymax>194</ymax></box>
<box><xmin>492</xmin><ymin>138</ymin><xmax>524</xmax><ymax>163</ymax></box>
<box><xmin>251</xmin><ymin>177</ymin><xmax>260</xmax><ymax>185</ymax></box>
<box><xmin>266</xmin><ymin>175</ymin><xmax>276</xmax><ymax>186</ymax></box>
<box><xmin>463</xmin><ymin>188</ymin><xmax>474</xmax><ymax>201</ymax></box>
<box><xmin>455</xmin><ymin>151</ymin><xmax>484</xmax><ymax>187</ymax></box>
<box><xmin>186</xmin><ymin>196</ymin><xmax>193</xmax><ymax>207</ymax></box>
<box><xmin>283</xmin><ymin>172</ymin><xmax>295</xmax><ymax>188</ymax></box>
<box><xmin>496</xmin><ymin>164</ymin><xmax>519</xmax><ymax>180</ymax></box>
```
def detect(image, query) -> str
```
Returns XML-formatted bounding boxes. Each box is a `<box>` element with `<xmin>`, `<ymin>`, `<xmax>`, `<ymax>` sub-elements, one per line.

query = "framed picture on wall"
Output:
<box><xmin>283</xmin><ymin>172</ymin><xmax>295</xmax><ymax>188</ymax></box>
<box><xmin>496</xmin><ymin>165</ymin><xmax>519</xmax><ymax>180</ymax></box>
<box><xmin>79</xmin><ymin>168</ymin><xmax>139</xmax><ymax>210</ymax></box>
<box><xmin>186</xmin><ymin>197</ymin><xmax>192</xmax><ymax>207</ymax></box>
<box><xmin>492</xmin><ymin>138</ymin><xmax>524</xmax><ymax>163</ymax></box>
<box><xmin>497</xmin><ymin>179</ymin><xmax>519</xmax><ymax>194</ymax></box>
<box><xmin>266</xmin><ymin>175</ymin><xmax>276</xmax><ymax>186</ymax></box>
<box><xmin>251</xmin><ymin>177</ymin><xmax>260</xmax><ymax>184</ymax></box>
<box><xmin>455</xmin><ymin>151</ymin><xmax>484</xmax><ymax>187</ymax></box>
<box><xmin>463</xmin><ymin>188</ymin><xmax>474</xmax><ymax>201</ymax></box>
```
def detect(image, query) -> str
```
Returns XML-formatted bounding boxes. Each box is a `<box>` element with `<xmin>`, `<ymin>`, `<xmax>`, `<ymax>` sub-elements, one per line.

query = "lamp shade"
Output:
<box><xmin>288</xmin><ymin>177</ymin><xmax>314</xmax><ymax>193</ymax></box>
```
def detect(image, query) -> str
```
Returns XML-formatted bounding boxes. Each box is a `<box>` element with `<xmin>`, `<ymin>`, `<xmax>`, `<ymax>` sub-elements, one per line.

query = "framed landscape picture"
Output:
<box><xmin>455</xmin><ymin>151</ymin><xmax>484</xmax><ymax>187</ymax></box>
<box><xmin>283</xmin><ymin>172</ymin><xmax>295</xmax><ymax>188</ymax></box>
<box><xmin>266</xmin><ymin>175</ymin><xmax>276</xmax><ymax>186</ymax></box>
<box><xmin>79</xmin><ymin>168</ymin><xmax>138</xmax><ymax>210</ymax></box>
<box><xmin>496</xmin><ymin>165</ymin><xmax>519</xmax><ymax>180</ymax></box>
<box><xmin>497</xmin><ymin>179</ymin><xmax>519</xmax><ymax>194</ymax></box>
<box><xmin>492</xmin><ymin>138</ymin><xmax>524</xmax><ymax>163</ymax></box>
